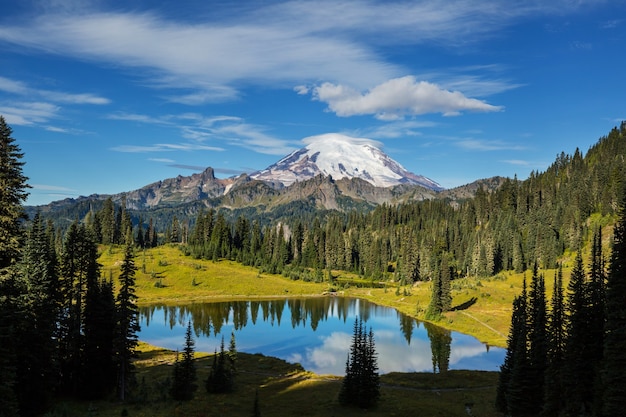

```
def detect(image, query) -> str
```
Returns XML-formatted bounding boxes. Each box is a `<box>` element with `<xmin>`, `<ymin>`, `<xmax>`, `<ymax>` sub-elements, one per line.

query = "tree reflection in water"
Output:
<box><xmin>139</xmin><ymin>297</ymin><xmax>503</xmax><ymax>375</ymax></box>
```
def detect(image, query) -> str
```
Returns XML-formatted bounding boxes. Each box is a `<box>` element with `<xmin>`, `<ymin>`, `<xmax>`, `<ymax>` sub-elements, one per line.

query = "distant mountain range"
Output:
<box><xmin>28</xmin><ymin>135</ymin><xmax>503</xmax><ymax>227</ymax></box>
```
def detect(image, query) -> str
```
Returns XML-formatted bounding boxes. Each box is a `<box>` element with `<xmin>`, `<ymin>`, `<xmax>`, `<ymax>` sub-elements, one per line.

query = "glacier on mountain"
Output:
<box><xmin>251</xmin><ymin>133</ymin><xmax>443</xmax><ymax>191</ymax></box>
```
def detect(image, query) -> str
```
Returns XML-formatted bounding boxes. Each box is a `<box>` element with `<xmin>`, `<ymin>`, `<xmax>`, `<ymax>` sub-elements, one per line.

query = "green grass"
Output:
<box><xmin>48</xmin><ymin>342</ymin><xmax>500</xmax><ymax>417</ymax></box>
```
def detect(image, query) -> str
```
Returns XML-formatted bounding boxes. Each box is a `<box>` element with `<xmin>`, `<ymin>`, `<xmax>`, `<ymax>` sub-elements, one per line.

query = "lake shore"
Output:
<box><xmin>99</xmin><ymin>244</ymin><xmax>567</xmax><ymax>348</ymax></box>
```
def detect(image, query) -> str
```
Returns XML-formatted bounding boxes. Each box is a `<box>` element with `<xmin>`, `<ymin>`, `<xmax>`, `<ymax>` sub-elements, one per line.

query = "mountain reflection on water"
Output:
<box><xmin>138</xmin><ymin>297</ymin><xmax>504</xmax><ymax>375</ymax></box>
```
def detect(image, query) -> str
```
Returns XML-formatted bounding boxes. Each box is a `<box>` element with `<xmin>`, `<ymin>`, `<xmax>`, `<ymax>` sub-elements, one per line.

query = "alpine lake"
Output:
<box><xmin>139</xmin><ymin>297</ymin><xmax>504</xmax><ymax>376</ymax></box>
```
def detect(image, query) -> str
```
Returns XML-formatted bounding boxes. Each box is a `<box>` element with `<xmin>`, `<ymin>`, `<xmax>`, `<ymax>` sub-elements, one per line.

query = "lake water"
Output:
<box><xmin>139</xmin><ymin>297</ymin><xmax>504</xmax><ymax>375</ymax></box>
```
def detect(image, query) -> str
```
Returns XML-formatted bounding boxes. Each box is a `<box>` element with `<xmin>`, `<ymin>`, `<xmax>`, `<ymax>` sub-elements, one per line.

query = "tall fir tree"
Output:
<box><xmin>58</xmin><ymin>222</ymin><xmax>100</xmax><ymax>396</ymax></box>
<box><xmin>562</xmin><ymin>250</ymin><xmax>594</xmax><ymax>416</ymax></box>
<box><xmin>82</xmin><ymin>275</ymin><xmax>115</xmax><ymax>399</ymax></box>
<box><xmin>206</xmin><ymin>336</ymin><xmax>234</xmax><ymax>393</ymax></box>
<box><xmin>601</xmin><ymin>187</ymin><xmax>626</xmax><ymax>417</ymax></box>
<box><xmin>0</xmin><ymin>115</ymin><xmax>30</xmax><ymax>416</ymax></box>
<box><xmin>588</xmin><ymin>226</ymin><xmax>606</xmax><ymax>416</ymax></box>
<box><xmin>528</xmin><ymin>263</ymin><xmax>547</xmax><ymax>415</ymax></box>
<box><xmin>170</xmin><ymin>321</ymin><xmax>198</xmax><ymax>401</ymax></box>
<box><xmin>115</xmin><ymin>240</ymin><xmax>140</xmax><ymax>401</ymax></box>
<box><xmin>496</xmin><ymin>277</ymin><xmax>533</xmax><ymax>416</ymax></box>
<box><xmin>338</xmin><ymin>317</ymin><xmax>380</xmax><ymax>409</ymax></box>
<box><xmin>542</xmin><ymin>266</ymin><xmax>565</xmax><ymax>417</ymax></box>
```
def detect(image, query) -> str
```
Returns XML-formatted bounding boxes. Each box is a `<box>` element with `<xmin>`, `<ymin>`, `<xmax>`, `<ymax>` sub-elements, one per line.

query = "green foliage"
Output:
<box><xmin>602</xmin><ymin>185</ymin><xmax>626</xmax><ymax>416</ymax></box>
<box><xmin>115</xmin><ymin>241</ymin><xmax>140</xmax><ymax>401</ymax></box>
<box><xmin>338</xmin><ymin>317</ymin><xmax>380</xmax><ymax>409</ymax></box>
<box><xmin>206</xmin><ymin>336</ymin><xmax>235</xmax><ymax>394</ymax></box>
<box><xmin>170</xmin><ymin>322</ymin><xmax>197</xmax><ymax>401</ymax></box>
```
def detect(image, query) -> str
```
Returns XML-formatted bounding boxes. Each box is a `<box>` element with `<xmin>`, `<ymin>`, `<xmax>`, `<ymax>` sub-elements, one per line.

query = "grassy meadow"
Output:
<box><xmin>52</xmin><ymin>342</ymin><xmax>500</xmax><ymax>417</ymax></box>
<box><xmin>59</xmin><ymin>243</ymin><xmax>574</xmax><ymax>417</ymax></box>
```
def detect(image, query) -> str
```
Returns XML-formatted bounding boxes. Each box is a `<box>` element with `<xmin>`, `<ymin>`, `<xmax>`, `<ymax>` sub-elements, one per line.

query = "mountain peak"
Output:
<box><xmin>251</xmin><ymin>133</ymin><xmax>443</xmax><ymax>191</ymax></box>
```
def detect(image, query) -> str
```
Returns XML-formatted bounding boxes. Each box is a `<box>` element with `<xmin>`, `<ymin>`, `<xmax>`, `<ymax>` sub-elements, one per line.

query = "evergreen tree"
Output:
<box><xmin>0</xmin><ymin>115</ymin><xmax>29</xmax><ymax>416</ymax></box>
<box><xmin>528</xmin><ymin>263</ymin><xmax>547</xmax><ymax>415</ymax></box>
<box><xmin>588</xmin><ymin>227</ymin><xmax>606</xmax><ymax>416</ymax></box>
<box><xmin>496</xmin><ymin>278</ymin><xmax>532</xmax><ymax>416</ymax></box>
<box><xmin>82</xmin><ymin>275</ymin><xmax>115</xmax><ymax>399</ymax></box>
<box><xmin>58</xmin><ymin>222</ymin><xmax>100</xmax><ymax>396</ymax></box>
<box><xmin>115</xmin><ymin>240</ymin><xmax>140</xmax><ymax>401</ymax></box>
<box><xmin>338</xmin><ymin>317</ymin><xmax>380</xmax><ymax>409</ymax></box>
<box><xmin>425</xmin><ymin>254</ymin><xmax>452</xmax><ymax>319</ymax></box>
<box><xmin>601</xmin><ymin>187</ymin><xmax>626</xmax><ymax>417</ymax></box>
<box><xmin>562</xmin><ymin>250</ymin><xmax>594</xmax><ymax>416</ymax></box>
<box><xmin>170</xmin><ymin>321</ymin><xmax>197</xmax><ymax>401</ymax></box>
<box><xmin>206</xmin><ymin>336</ymin><xmax>234</xmax><ymax>393</ymax></box>
<box><xmin>542</xmin><ymin>266</ymin><xmax>565</xmax><ymax>416</ymax></box>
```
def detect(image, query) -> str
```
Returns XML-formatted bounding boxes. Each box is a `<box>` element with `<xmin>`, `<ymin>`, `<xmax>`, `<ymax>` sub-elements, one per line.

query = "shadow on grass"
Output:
<box><xmin>451</xmin><ymin>297</ymin><xmax>478</xmax><ymax>311</ymax></box>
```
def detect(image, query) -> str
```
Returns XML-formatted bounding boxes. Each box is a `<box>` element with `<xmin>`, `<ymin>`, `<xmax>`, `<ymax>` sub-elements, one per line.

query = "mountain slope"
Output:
<box><xmin>251</xmin><ymin>133</ymin><xmax>443</xmax><ymax>191</ymax></box>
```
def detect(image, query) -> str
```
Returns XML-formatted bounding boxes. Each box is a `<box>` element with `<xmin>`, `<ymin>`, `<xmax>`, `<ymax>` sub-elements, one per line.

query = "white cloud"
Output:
<box><xmin>457</xmin><ymin>139</ymin><xmax>525</xmax><ymax>151</ymax></box>
<box><xmin>356</xmin><ymin>120</ymin><xmax>436</xmax><ymax>139</ymax></box>
<box><xmin>31</xmin><ymin>184</ymin><xmax>77</xmax><ymax>192</ymax></box>
<box><xmin>0</xmin><ymin>102</ymin><xmax>61</xmax><ymax>125</ymax></box>
<box><xmin>502</xmin><ymin>159</ymin><xmax>531</xmax><ymax>166</ymax></box>
<box><xmin>0</xmin><ymin>76</ymin><xmax>110</xmax><ymax>125</ymax></box>
<box><xmin>311</xmin><ymin>76</ymin><xmax>503</xmax><ymax>119</ymax></box>
<box><xmin>111</xmin><ymin>143</ymin><xmax>224</xmax><ymax>153</ymax></box>
<box><xmin>110</xmin><ymin>112</ymin><xmax>296</xmax><ymax>156</ymax></box>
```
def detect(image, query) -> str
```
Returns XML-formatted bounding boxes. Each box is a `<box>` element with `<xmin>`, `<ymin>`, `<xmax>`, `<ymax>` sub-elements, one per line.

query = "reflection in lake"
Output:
<box><xmin>139</xmin><ymin>297</ymin><xmax>504</xmax><ymax>375</ymax></box>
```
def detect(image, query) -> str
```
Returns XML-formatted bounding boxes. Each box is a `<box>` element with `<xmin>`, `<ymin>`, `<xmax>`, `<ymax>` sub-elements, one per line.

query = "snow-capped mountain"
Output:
<box><xmin>251</xmin><ymin>133</ymin><xmax>444</xmax><ymax>191</ymax></box>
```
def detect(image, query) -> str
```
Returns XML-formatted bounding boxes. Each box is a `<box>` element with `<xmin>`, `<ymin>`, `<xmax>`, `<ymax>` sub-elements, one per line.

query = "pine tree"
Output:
<box><xmin>562</xmin><ymin>251</ymin><xmax>593</xmax><ymax>416</ymax></box>
<box><xmin>542</xmin><ymin>266</ymin><xmax>565</xmax><ymax>416</ymax></box>
<box><xmin>58</xmin><ymin>222</ymin><xmax>100</xmax><ymax>396</ymax></box>
<box><xmin>206</xmin><ymin>336</ymin><xmax>234</xmax><ymax>393</ymax></box>
<box><xmin>528</xmin><ymin>263</ymin><xmax>547</xmax><ymax>415</ymax></box>
<box><xmin>0</xmin><ymin>115</ymin><xmax>30</xmax><ymax>416</ymax></box>
<box><xmin>82</xmin><ymin>275</ymin><xmax>115</xmax><ymax>399</ymax></box>
<box><xmin>601</xmin><ymin>187</ymin><xmax>626</xmax><ymax>417</ymax></box>
<box><xmin>338</xmin><ymin>317</ymin><xmax>380</xmax><ymax>409</ymax></box>
<box><xmin>170</xmin><ymin>321</ymin><xmax>197</xmax><ymax>401</ymax></box>
<box><xmin>425</xmin><ymin>254</ymin><xmax>452</xmax><ymax>319</ymax></box>
<box><xmin>115</xmin><ymin>240</ymin><xmax>140</xmax><ymax>401</ymax></box>
<box><xmin>588</xmin><ymin>226</ymin><xmax>606</xmax><ymax>416</ymax></box>
<box><xmin>496</xmin><ymin>278</ymin><xmax>532</xmax><ymax>416</ymax></box>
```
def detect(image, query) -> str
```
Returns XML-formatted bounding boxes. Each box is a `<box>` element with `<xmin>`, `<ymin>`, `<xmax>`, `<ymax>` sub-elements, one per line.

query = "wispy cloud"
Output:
<box><xmin>109</xmin><ymin>112</ymin><xmax>296</xmax><ymax>156</ymax></box>
<box><xmin>31</xmin><ymin>184</ymin><xmax>77</xmax><ymax>192</ymax></box>
<box><xmin>0</xmin><ymin>76</ymin><xmax>110</xmax><ymax>125</ymax></box>
<box><xmin>168</xmin><ymin>164</ymin><xmax>207</xmax><ymax>171</ymax></box>
<box><xmin>0</xmin><ymin>102</ymin><xmax>61</xmax><ymax>126</ymax></box>
<box><xmin>111</xmin><ymin>143</ymin><xmax>224</xmax><ymax>153</ymax></box>
<box><xmin>502</xmin><ymin>159</ymin><xmax>531</xmax><ymax>166</ymax></box>
<box><xmin>355</xmin><ymin>120</ymin><xmax>436</xmax><ymax>139</ymax></box>
<box><xmin>457</xmin><ymin>139</ymin><xmax>526</xmax><ymax>151</ymax></box>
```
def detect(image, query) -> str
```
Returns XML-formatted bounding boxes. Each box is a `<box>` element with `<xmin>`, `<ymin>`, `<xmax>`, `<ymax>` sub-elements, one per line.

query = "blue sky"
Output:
<box><xmin>1</xmin><ymin>0</ymin><xmax>624</xmax><ymax>206</ymax></box>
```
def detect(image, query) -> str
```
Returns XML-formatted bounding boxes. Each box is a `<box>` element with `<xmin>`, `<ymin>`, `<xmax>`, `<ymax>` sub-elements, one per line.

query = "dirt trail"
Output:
<box><xmin>459</xmin><ymin>311</ymin><xmax>507</xmax><ymax>339</ymax></box>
